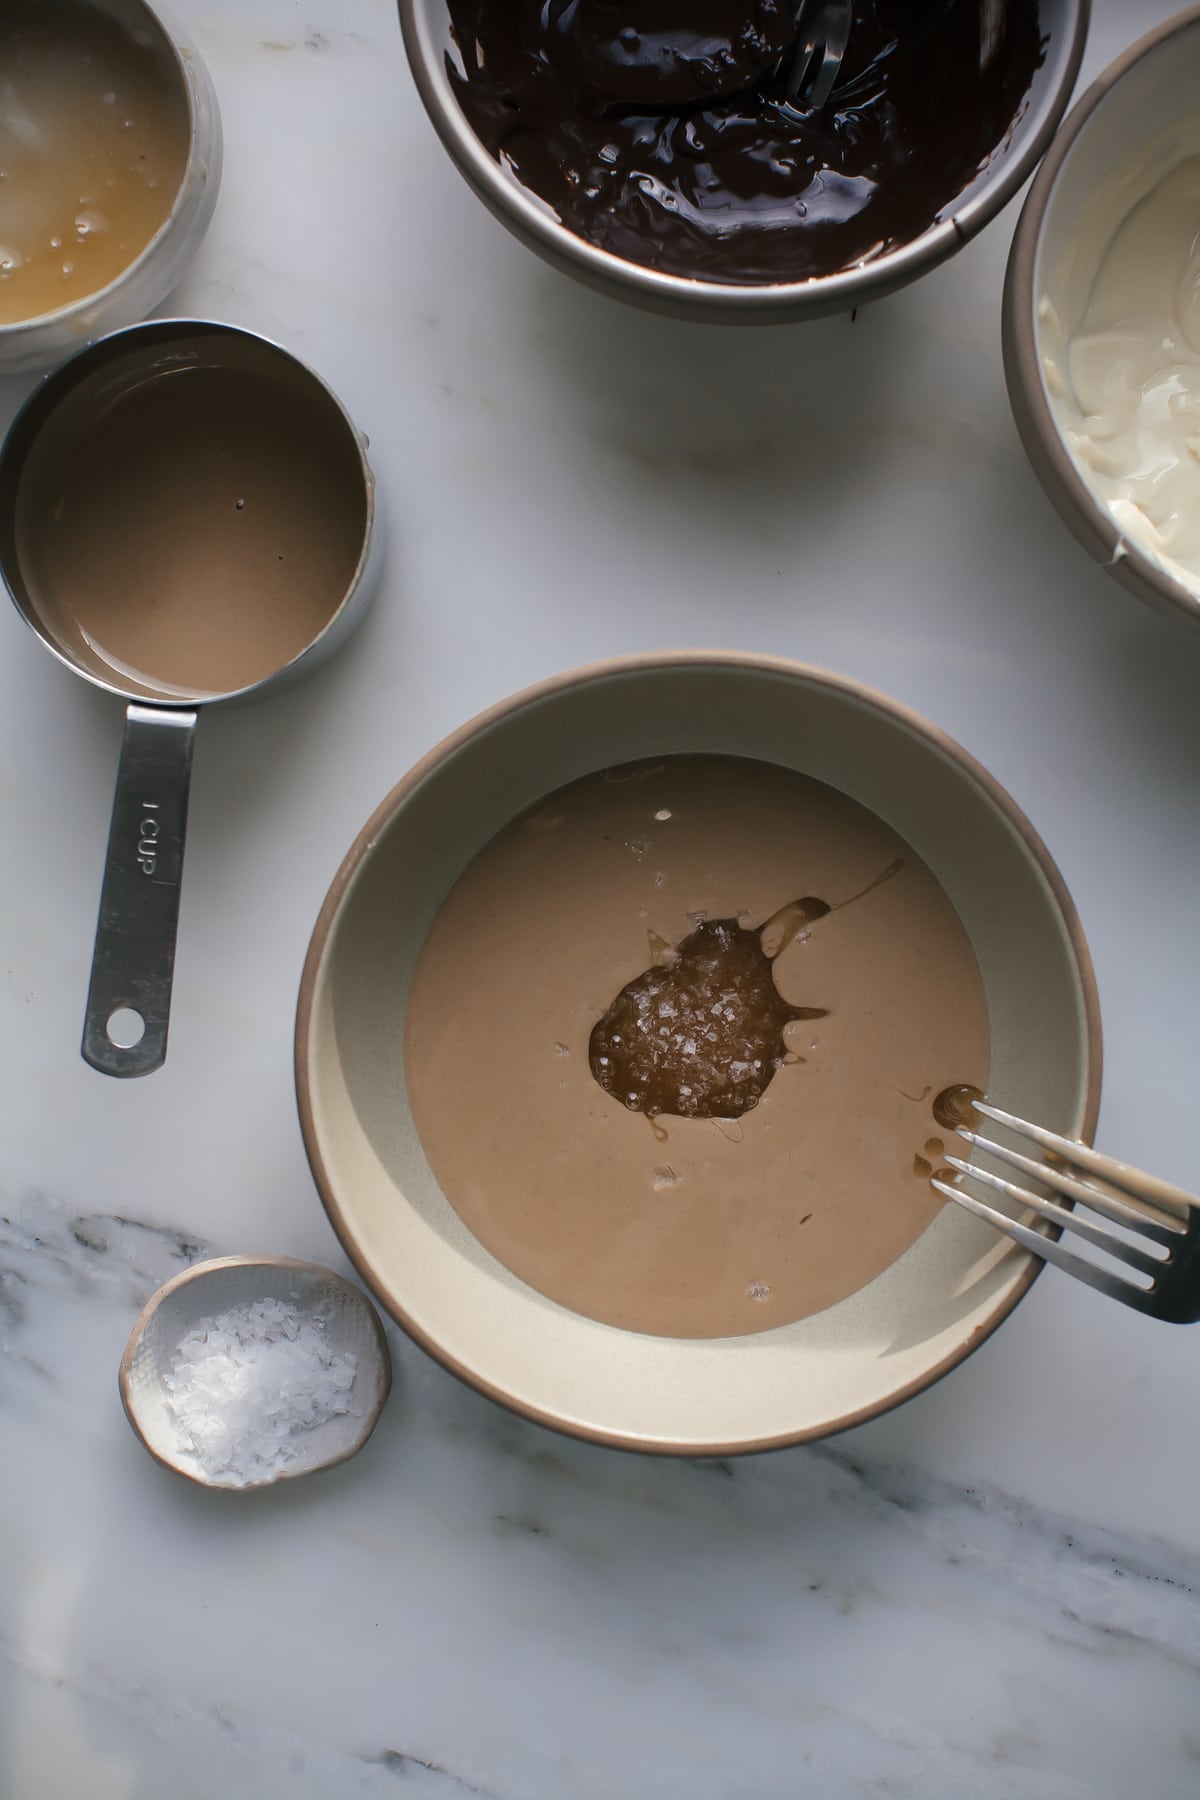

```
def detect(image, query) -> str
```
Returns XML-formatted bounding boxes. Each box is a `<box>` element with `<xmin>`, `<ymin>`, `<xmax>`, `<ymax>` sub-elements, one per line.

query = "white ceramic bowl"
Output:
<box><xmin>0</xmin><ymin>0</ymin><xmax>222</xmax><ymax>376</ymax></box>
<box><xmin>1003</xmin><ymin>5</ymin><xmax>1200</xmax><ymax>630</ymax></box>
<box><xmin>120</xmin><ymin>1255</ymin><xmax>392</xmax><ymax>1490</ymax></box>
<box><xmin>297</xmin><ymin>655</ymin><xmax>1101</xmax><ymax>1455</ymax></box>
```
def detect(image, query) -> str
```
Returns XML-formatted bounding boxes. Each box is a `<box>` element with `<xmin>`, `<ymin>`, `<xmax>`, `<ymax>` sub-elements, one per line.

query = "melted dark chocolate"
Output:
<box><xmin>550</xmin><ymin>0</ymin><xmax>794</xmax><ymax>104</ymax></box>
<box><xmin>445</xmin><ymin>0</ymin><xmax>1046</xmax><ymax>283</ymax></box>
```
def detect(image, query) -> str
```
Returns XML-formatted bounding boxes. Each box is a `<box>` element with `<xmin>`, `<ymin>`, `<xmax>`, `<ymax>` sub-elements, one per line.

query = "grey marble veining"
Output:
<box><xmin>3</xmin><ymin>1190</ymin><xmax>1199</xmax><ymax>1796</ymax></box>
<box><xmin>3</xmin><ymin>0</ymin><xmax>1200</xmax><ymax>1794</ymax></box>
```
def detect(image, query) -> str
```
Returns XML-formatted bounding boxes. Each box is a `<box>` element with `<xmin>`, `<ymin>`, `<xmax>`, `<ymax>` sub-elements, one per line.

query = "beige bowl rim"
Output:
<box><xmin>295</xmin><ymin>651</ymin><xmax>1102</xmax><ymax>1455</ymax></box>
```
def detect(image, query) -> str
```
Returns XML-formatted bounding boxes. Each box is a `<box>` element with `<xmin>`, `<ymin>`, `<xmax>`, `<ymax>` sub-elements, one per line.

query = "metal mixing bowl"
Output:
<box><xmin>399</xmin><ymin>0</ymin><xmax>1090</xmax><ymax>323</ymax></box>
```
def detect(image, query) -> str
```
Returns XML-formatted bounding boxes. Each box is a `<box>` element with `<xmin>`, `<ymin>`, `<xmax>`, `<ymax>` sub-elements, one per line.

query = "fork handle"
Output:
<box><xmin>977</xmin><ymin>1102</ymin><xmax>1195</xmax><ymax>1223</ymax></box>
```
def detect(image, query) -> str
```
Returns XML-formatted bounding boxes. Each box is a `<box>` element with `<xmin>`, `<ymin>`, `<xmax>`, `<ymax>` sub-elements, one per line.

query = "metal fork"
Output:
<box><xmin>786</xmin><ymin>0</ymin><xmax>853</xmax><ymax>111</ymax></box>
<box><xmin>931</xmin><ymin>1101</ymin><xmax>1200</xmax><ymax>1323</ymax></box>
<box><xmin>785</xmin><ymin>0</ymin><xmax>1005</xmax><ymax>115</ymax></box>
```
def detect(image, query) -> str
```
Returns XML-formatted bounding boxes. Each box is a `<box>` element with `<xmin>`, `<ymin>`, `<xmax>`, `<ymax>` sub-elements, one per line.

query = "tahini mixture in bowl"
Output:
<box><xmin>404</xmin><ymin>753</ymin><xmax>989</xmax><ymax>1340</ymax></box>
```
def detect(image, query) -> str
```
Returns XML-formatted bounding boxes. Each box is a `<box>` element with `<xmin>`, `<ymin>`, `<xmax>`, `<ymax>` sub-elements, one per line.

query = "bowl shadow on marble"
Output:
<box><xmin>988</xmin><ymin>416</ymin><xmax>1200</xmax><ymax>797</ymax></box>
<box><xmin>299</xmin><ymin>653</ymin><xmax>1101</xmax><ymax>1455</ymax></box>
<box><xmin>12</xmin><ymin>1411</ymin><xmax>404</xmax><ymax>1797</ymax></box>
<box><xmin>523</xmin><ymin>274</ymin><xmax>920</xmax><ymax>563</ymax></box>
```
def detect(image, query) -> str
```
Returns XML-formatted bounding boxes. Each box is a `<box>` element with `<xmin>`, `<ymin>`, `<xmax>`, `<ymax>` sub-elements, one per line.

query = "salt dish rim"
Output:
<box><xmin>118</xmin><ymin>1253</ymin><xmax>393</xmax><ymax>1490</ymax></box>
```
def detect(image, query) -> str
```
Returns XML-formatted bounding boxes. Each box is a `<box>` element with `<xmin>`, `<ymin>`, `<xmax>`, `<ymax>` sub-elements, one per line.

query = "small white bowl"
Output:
<box><xmin>0</xmin><ymin>0</ymin><xmax>222</xmax><ymax>376</ymax></box>
<box><xmin>1003</xmin><ymin>6</ymin><xmax>1200</xmax><ymax>630</ymax></box>
<box><xmin>119</xmin><ymin>1255</ymin><xmax>392</xmax><ymax>1490</ymax></box>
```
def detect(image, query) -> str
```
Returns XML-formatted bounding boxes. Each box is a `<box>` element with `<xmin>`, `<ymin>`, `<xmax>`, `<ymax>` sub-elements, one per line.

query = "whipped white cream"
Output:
<box><xmin>1043</xmin><ymin>129</ymin><xmax>1200</xmax><ymax>596</ymax></box>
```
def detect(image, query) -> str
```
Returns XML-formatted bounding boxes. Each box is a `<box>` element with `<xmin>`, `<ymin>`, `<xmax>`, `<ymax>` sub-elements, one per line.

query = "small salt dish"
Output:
<box><xmin>119</xmin><ymin>1255</ymin><xmax>392</xmax><ymax>1490</ymax></box>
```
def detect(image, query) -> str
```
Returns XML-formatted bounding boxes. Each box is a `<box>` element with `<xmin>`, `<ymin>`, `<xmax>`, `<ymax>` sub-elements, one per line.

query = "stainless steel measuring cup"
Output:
<box><xmin>0</xmin><ymin>319</ymin><xmax>379</xmax><ymax>1077</ymax></box>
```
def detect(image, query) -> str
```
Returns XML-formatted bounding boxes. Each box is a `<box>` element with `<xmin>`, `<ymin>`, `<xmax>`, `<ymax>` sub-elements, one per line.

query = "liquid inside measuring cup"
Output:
<box><xmin>14</xmin><ymin>352</ymin><xmax>369</xmax><ymax>699</ymax></box>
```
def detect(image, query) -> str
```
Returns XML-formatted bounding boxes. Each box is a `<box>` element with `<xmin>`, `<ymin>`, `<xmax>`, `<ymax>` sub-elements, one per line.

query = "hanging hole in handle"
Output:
<box><xmin>107</xmin><ymin>1007</ymin><xmax>146</xmax><ymax>1049</ymax></box>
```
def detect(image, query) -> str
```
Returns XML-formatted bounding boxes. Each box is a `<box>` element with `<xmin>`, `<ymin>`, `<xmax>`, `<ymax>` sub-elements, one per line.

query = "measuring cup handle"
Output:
<box><xmin>82</xmin><ymin>703</ymin><xmax>198</xmax><ymax>1078</ymax></box>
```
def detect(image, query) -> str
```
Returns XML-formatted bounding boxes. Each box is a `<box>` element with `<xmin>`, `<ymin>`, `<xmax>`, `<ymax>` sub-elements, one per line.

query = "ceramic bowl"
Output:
<box><xmin>0</xmin><ymin>0</ymin><xmax>222</xmax><ymax>376</ymax></box>
<box><xmin>120</xmin><ymin>1255</ymin><xmax>392</xmax><ymax>1489</ymax></box>
<box><xmin>398</xmin><ymin>0</ymin><xmax>1089</xmax><ymax>324</ymax></box>
<box><xmin>1003</xmin><ymin>6</ymin><xmax>1200</xmax><ymax>631</ymax></box>
<box><xmin>296</xmin><ymin>655</ymin><xmax>1101</xmax><ymax>1455</ymax></box>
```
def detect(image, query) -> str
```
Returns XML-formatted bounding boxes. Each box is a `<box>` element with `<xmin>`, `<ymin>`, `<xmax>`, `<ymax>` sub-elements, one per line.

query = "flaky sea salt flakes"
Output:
<box><xmin>163</xmin><ymin>1297</ymin><xmax>360</xmax><ymax>1483</ymax></box>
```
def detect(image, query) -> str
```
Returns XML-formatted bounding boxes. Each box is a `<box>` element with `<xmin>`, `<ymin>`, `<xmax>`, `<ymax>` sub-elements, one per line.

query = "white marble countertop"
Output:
<box><xmin>3</xmin><ymin>1</ymin><xmax>1200</xmax><ymax>1794</ymax></box>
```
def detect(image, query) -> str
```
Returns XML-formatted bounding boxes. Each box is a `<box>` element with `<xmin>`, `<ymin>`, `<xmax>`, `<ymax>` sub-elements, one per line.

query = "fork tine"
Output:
<box><xmin>974</xmin><ymin>1102</ymin><xmax>1194</xmax><ymax>1225</ymax></box>
<box><xmin>957</xmin><ymin>1128</ymin><xmax>1182</xmax><ymax>1247</ymax></box>
<box><xmin>785</xmin><ymin>0</ymin><xmax>820</xmax><ymax>96</ymax></box>
<box><xmin>807</xmin><ymin>0</ymin><xmax>851</xmax><ymax>108</ymax></box>
<box><xmin>786</xmin><ymin>0</ymin><xmax>850</xmax><ymax>109</ymax></box>
<box><xmin>931</xmin><ymin>1177</ymin><xmax>1160</xmax><ymax>1313</ymax></box>
<box><xmin>942</xmin><ymin>1155</ymin><xmax>1167</xmax><ymax>1279</ymax></box>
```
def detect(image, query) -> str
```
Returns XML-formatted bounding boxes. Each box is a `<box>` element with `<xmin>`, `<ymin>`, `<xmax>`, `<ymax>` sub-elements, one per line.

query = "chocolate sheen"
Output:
<box><xmin>445</xmin><ymin>0</ymin><xmax>1046</xmax><ymax>283</ymax></box>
